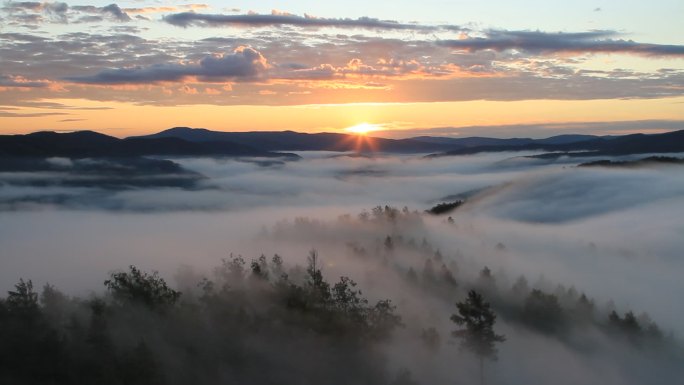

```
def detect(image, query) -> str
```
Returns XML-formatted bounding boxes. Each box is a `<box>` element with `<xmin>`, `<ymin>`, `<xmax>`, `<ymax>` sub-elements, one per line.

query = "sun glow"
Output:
<box><xmin>344</xmin><ymin>123</ymin><xmax>380</xmax><ymax>135</ymax></box>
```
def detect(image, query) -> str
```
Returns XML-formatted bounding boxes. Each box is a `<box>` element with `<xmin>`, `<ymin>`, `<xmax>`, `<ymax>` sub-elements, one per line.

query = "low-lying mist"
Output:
<box><xmin>1</xmin><ymin>151</ymin><xmax>683</xmax><ymax>384</ymax></box>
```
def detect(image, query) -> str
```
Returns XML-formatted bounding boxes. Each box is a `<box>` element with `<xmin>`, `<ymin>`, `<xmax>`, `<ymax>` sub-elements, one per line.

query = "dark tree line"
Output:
<box><xmin>0</xmin><ymin>252</ymin><xmax>404</xmax><ymax>385</ymax></box>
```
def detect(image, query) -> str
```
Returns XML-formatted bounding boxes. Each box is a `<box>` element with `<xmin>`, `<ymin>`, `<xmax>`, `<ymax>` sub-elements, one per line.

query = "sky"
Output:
<box><xmin>1</xmin><ymin>0</ymin><xmax>683</xmax><ymax>137</ymax></box>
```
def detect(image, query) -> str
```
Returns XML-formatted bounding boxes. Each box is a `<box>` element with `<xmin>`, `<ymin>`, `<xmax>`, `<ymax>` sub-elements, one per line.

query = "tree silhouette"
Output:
<box><xmin>104</xmin><ymin>265</ymin><xmax>180</xmax><ymax>310</ymax></box>
<box><xmin>451</xmin><ymin>290</ymin><xmax>505</xmax><ymax>385</ymax></box>
<box><xmin>6</xmin><ymin>279</ymin><xmax>39</xmax><ymax>313</ymax></box>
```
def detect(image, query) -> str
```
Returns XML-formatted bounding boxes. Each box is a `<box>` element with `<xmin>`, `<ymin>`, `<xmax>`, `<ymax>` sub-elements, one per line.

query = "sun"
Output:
<box><xmin>344</xmin><ymin>122</ymin><xmax>380</xmax><ymax>135</ymax></box>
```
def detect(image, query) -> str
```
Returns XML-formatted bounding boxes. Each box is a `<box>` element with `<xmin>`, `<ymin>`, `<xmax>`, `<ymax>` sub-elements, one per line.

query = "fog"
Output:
<box><xmin>1</xmin><ymin>150</ymin><xmax>683</xmax><ymax>384</ymax></box>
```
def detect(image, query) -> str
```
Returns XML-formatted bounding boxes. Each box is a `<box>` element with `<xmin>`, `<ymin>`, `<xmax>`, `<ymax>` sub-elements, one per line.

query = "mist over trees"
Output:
<box><xmin>451</xmin><ymin>290</ymin><xmax>505</xmax><ymax>385</ymax></box>
<box><xmin>0</xmin><ymin>252</ymin><xmax>403</xmax><ymax>385</ymax></box>
<box><xmin>1</xmin><ymin>205</ymin><xmax>681</xmax><ymax>385</ymax></box>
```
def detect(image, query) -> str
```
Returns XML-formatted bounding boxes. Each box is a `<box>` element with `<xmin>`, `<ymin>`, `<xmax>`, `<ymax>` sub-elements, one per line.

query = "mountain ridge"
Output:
<box><xmin>0</xmin><ymin>130</ymin><xmax>299</xmax><ymax>159</ymax></box>
<box><xmin>132</xmin><ymin>127</ymin><xmax>456</xmax><ymax>153</ymax></box>
<box><xmin>2</xmin><ymin>127</ymin><xmax>683</xmax><ymax>158</ymax></box>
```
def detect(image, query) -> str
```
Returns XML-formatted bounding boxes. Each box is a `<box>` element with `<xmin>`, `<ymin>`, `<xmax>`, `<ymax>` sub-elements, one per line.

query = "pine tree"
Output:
<box><xmin>451</xmin><ymin>290</ymin><xmax>505</xmax><ymax>385</ymax></box>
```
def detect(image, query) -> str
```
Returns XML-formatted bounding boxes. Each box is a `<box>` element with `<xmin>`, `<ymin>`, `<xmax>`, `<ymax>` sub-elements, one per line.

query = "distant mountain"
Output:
<box><xmin>134</xmin><ymin>127</ymin><xmax>616</xmax><ymax>154</ymax></box>
<box><xmin>410</xmin><ymin>136</ymin><xmax>534</xmax><ymax>147</ymax></box>
<box><xmin>535</xmin><ymin>134</ymin><xmax>601</xmax><ymax>145</ymax></box>
<box><xmin>592</xmin><ymin>130</ymin><xmax>684</xmax><ymax>155</ymax></box>
<box><xmin>428</xmin><ymin>129</ymin><xmax>684</xmax><ymax>158</ymax></box>
<box><xmin>3</xmin><ymin>128</ymin><xmax>683</xmax><ymax>159</ymax></box>
<box><xmin>578</xmin><ymin>156</ymin><xmax>684</xmax><ymax>168</ymax></box>
<box><xmin>426</xmin><ymin>140</ymin><xmax>604</xmax><ymax>157</ymax></box>
<box><xmin>0</xmin><ymin>130</ymin><xmax>299</xmax><ymax>159</ymax></box>
<box><xmin>133</xmin><ymin>127</ymin><xmax>455</xmax><ymax>153</ymax></box>
<box><xmin>409</xmin><ymin>134</ymin><xmax>600</xmax><ymax>147</ymax></box>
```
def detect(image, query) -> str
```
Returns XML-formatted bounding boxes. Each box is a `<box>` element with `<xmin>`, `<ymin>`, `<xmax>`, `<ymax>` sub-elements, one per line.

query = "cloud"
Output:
<box><xmin>101</xmin><ymin>3</ymin><xmax>130</xmax><ymax>22</ymax></box>
<box><xmin>0</xmin><ymin>32</ymin><xmax>48</xmax><ymax>41</ymax></box>
<box><xmin>0</xmin><ymin>110</ymin><xmax>68</xmax><ymax>117</ymax></box>
<box><xmin>438</xmin><ymin>30</ymin><xmax>684</xmax><ymax>57</ymax></box>
<box><xmin>1</xmin><ymin>20</ymin><xmax>683</xmax><ymax>106</ymax></box>
<box><xmin>2</xmin><ymin>2</ymin><xmax>43</xmax><ymax>11</ymax></box>
<box><xmin>65</xmin><ymin>46</ymin><xmax>269</xmax><ymax>85</ymax></box>
<box><xmin>123</xmin><ymin>4</ymin><xmax>209</xmax><ymax>14</ymax></box>
<box><xmin>2</xmin><ymin>1</ymin><xmax>66</xmax><ymax>13</ymax></box>
<box><xmin>1</xmin><ymin>2</ymin><xmax>132</xmax><ymax>24</ymax></box>
<box><xmin>280</xmin><ymin>58</ymin><xmax>455</xmax><ymax>80</ymax></box>
<box><xmin>71</xmin><ymin>3</ymin><xmax>130</xmax><ymax>22</ymax></box>
<box><xmin>163</xmin><ymin>11</ymin><xmax>439</xmax><ymax>31</ymax></box>
<box><xmin>1</xmin><ymin>1</ymin><xmax>68</xmax><ymax>23</ymax></box>
<box><xmin>0</xmin><ymin>100</ymin><xmax>113</xmax><ymax>110</ymax></box>
<box><xmin>0</xmin><ymin>74</ymin><xmax>50</xmax><ymax>88</ymax></box>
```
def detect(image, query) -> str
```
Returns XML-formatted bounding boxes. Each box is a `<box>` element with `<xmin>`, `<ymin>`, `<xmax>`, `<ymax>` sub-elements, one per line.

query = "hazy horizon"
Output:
<box><xmin>4</xmin><ymin>120</ymin><xmax>684</xmax><ymax>140</ymax></box>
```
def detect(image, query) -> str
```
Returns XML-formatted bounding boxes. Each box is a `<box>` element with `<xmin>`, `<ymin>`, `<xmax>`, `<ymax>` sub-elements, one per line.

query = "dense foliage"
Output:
<box><xmin>0</xmin><ymin>253</ymin><xmax>402</xmax><ymax>385</ymax></box>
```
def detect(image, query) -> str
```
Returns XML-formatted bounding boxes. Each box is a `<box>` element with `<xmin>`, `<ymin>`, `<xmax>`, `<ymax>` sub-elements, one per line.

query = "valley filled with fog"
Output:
<box><xmin>1</xmin><ymin>150</ymin><xmax>683</xmax><ymax>384</ymax></box>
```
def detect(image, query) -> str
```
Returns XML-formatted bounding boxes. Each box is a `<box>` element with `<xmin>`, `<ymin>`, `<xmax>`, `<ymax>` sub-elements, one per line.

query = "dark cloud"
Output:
<box><xmin>1</xmin><ymin>2</ymin><xmax>131</xmax><ymax>24</ymax></box>
<box><xmin>2</xmin><ymin>1</ymin><xmax>43</xmax><ymax>11</ymax></box>
<box><xmin>71</xmin><ymin>3</ymin><xmax>130</xmax><ymax>22</ymax></box>
<box><xmin>438</xmin><ymin>30</ymin><xmax>684</xmax><ymax>57</ymax></box>
<box><xmin>70</xmin><ymin>5</ymin><xmax>98</xmax><ymax>12</ymax></box>
<box><xmin>163</xmin><ymin>11</ymin><xmax>439</xmax><ymax>31</ymax></box>
<box><xmin>1</xmin><ymin>1</ymin><xmax>68</xmax><ymax>23</ymax></box>
<box><xmin>74</xmin><ymin>15</ymin><xmax>103</xmax><ymax>23</ymax></box>
<box><xmin>101</xmin><ymin>3</ymin><xmax>130</xmax><ymax>22</ymax></box>
<box><xmin>0</xmin><ymin>32</ymin><xmax>48</xmax><ymax>41</ymax></box>
<box><xmin>65</xmin><ymin>46</ymin><xmax>269</xmax><ymax>84</ymax></box>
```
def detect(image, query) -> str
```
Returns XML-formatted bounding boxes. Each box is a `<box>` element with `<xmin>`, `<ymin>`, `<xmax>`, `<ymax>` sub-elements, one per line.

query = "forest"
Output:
<box><xmin>1</xmin><ymin>206</ymin><xmax>680</xmax><ymax>385</ymax></box>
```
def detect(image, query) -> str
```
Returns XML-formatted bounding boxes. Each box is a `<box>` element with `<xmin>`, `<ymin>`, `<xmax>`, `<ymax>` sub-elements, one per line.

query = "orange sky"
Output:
<box><xmin>1</xmin><ymin>2</ymin><xmax>683</xmax><ymax>138</ymax></box>
<box><xmin>2</xmin><ymin>97</ymin><xmax>683</xmax><ymax>138</ymax></box>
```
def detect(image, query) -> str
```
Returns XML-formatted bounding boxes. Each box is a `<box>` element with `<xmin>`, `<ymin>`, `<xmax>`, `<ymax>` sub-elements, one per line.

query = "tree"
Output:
<box><xmin>104</xmin><ymin>266</ymin><xmax>180</xmax><ymax>310</ymax></box>
<box><xmin>384</xmin><ymin>235</ymin><xmax>394</xmax><ymax>252</ymax></box>
<box><xmin>6</xmin><ymin>279</ymin><xmax>39</xmax><ymax>314</ymax></box>
<box><xmin>573</xmin><ymin>293</ymin><xmax>595</xmax><ymax>323</ymax></box>
<box><xmin>511</xmin><ymin>275</ymin><xmax>529</xmax><ymax>298</ymax></box>
<box><xmin>421</xmin><ymin>258</ymin><xmax>436</xmax><ymax>284</ymax></box>
<box><xmin>476</xmin><ymin>266</ymin><xmax>498</xmax><ymax>299</ymax></box>
<box><xmin>608</xmin><ymin>310</ymin><xmax>645</xmax><ymax>344</ymax></box>
<box><xmin>440</xmin><ymin>264</ymin><xmax>458</xmax><ymax>288</ymax></box>
<box><xmin>250</xmin><ymin>255</ymin><xmax>269</xmax><ymax>281</ymax></box>
<box><xmin>522</xmin><ymin>289</ymin><xmax>564</xmax><ymax>333</ymax></box>
<box><xmin>305</xmin><ymin>249</ymin><xmax>331</xmax><ymax>305</ymax></box>
<box><xmin>451</xmin><ymin>290</ymin><xmax>505</xmax><ymax>385</ymax></box>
